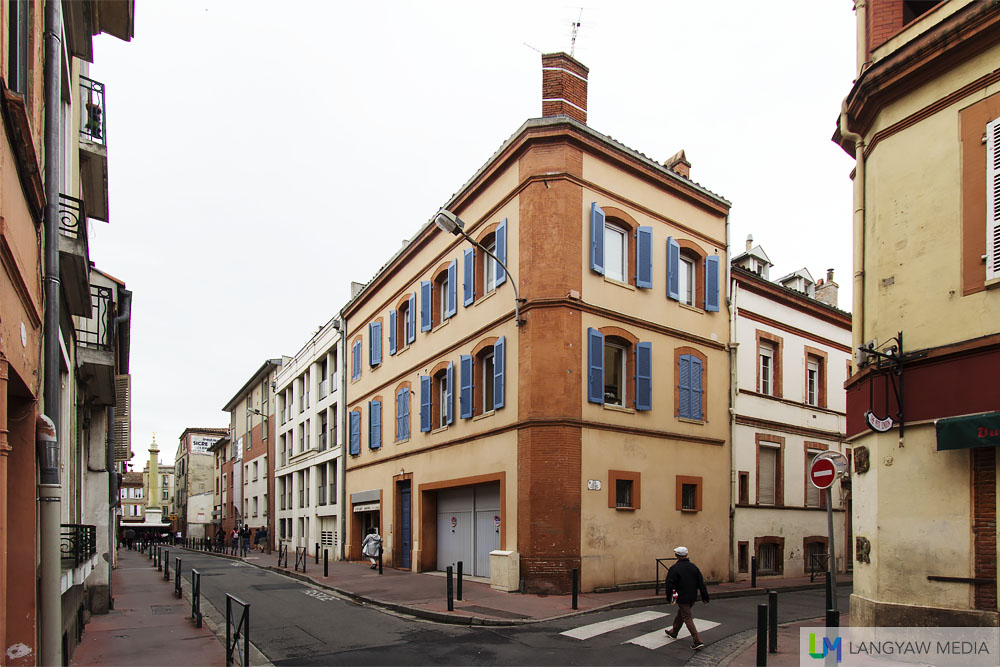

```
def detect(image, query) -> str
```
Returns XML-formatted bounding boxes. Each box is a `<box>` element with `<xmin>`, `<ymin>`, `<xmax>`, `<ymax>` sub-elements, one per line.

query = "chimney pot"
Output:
<box><xmin>746</xmin><ymin>234</ymin><xmax>753</xmax><ymax>251</ymax></box>
<box><xmin>541</xmin><ymin>52</ymin><xmax>589</xmax><ymax>124</ymax></box>
<box><xmin>827</xmin><ymin>268</ymin><xmax>835</xmax><ymax>282</ymax></box>
<box><xmin>664</xmin><ymin>149</ymin><xmax>691</xmax><ymax>179</ymax></box>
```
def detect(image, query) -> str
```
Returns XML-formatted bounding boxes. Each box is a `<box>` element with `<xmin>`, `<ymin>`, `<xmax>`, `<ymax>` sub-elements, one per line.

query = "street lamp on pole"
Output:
<box><xmin>433</xmin><ymin>210</ymin><xmax>524</xmax><ymax>326</ymax></box>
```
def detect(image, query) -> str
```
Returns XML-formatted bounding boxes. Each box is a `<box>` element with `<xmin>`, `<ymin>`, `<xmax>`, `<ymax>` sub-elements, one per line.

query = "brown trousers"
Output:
<box><xmin>670</xmin><ymin>602</ymin><xmax>702</xmax><ymax>643</ymax></box>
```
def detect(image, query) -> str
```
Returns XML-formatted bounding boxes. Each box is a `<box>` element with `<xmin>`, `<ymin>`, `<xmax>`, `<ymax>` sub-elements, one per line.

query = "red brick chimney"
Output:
<box><xmin>542</xmin><ymin>52</ymin><xmax>589</xmax><ymax>124</ymax></box>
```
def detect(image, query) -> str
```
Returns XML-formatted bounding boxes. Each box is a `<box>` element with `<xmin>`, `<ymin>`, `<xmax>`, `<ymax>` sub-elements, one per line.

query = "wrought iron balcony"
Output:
<box><xmin>58</xmin><ymin>194</ymin><xmax>92</xmax><ymax>316</ymax></box>
<box><xmin>76</xmin><ymin>284</ymin><xmax>114</xmax><ymax>351</ymax></box>
<box><xmin>78</xmin><ymin>76</ymin><xmax>110</xmax><ymax>221</ymax></box>
<box><xmin>61</xmin><ymin>523</ymin><xmax>97</xmax><ymax>568</ymax></box>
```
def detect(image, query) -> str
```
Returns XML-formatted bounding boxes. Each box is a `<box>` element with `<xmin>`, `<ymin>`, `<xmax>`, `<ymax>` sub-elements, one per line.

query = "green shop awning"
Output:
<box><xmin>936</xmin><ymin>411</ymin><xmax>1000</xmax><ymax>451</ymax></box>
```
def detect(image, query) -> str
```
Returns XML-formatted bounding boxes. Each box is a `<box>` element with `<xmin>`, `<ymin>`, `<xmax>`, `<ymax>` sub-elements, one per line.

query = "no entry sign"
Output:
<box><xmin>809</xmin><ymin>457</ymin><xmax>838</xmax><ymax>489</ymax></box>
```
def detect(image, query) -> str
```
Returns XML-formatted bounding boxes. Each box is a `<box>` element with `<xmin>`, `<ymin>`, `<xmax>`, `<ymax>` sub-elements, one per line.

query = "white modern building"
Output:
<box><xmin>730</xmin><ymin>238</ymin><xmax>853</xmax><ymax>581</ymax></box>
<box><xmin>274</xmin><ymin>317</ymin><xmax>344</xmax><ymax>558</ymax></box>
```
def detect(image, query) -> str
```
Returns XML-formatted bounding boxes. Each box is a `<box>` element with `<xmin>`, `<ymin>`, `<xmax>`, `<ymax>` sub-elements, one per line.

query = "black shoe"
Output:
<box><xmin>692</xmin><ymin>642</ymin><xmax>705</xmax><ymax>650</ymax></box>
<box><xmin>664</xmin><ymin>630</ymin><xmax>678</xmax><ymax>639</ymax></box>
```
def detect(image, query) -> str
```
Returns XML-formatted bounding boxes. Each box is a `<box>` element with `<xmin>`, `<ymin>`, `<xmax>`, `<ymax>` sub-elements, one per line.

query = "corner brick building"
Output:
<box><xmin>343</xmin><ymin>53</ymin><xmax>732</xmax><ymax>593</ymax></box>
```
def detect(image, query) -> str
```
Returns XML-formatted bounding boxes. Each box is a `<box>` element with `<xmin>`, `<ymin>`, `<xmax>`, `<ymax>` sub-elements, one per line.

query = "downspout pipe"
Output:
<box><xmin>40</xmin><ymin>0</ymin><xmax>64</xmax><ymax>664</ymax></box>
<box><xmin>337</xmin><ymin>317</ymin><xmax>347</xmax><ymax>561</ymax></box>
<box><xmin>840</xmin><ymin>98</ymin><xmax>865</xmax><ymax>364</ymax></box>
<box><xmin>107</xmin><ymin>406</ymin><xmax>117</xmax><ymax>610</ymax></box>
<box><xmin>728</xmin><ymin>278</ymin><xmax>738</xmax><ymax>583</ymax></box>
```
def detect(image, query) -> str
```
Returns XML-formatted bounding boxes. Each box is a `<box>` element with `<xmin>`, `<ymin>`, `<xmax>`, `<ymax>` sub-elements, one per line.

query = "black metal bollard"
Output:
<box><xmin>756</xmin><ymin>603</ymin><xmax>768</xmax><ymax>666</ymax></box>
<box><xmin>446</xmin><ymin>566</ymin><xmax>454</xmax><ymax>611</ymax></box>
<box><xmin>768</xmin><ymin>590</ymin><xmax>778</xmax><ymax>653</ymax></box>
<box><xmin>191</xmin><ymin>568</ymin><xmax>202</xmax><ymax>628</ymax></box>
<box><xmin>324</xmin><ymin>549</ymin><xmax>329</xmax><ymax>577</ymax></box>
<box><xmin>457</xmin><ymin>561</ymin><xmax>463</xmax><ymax>601</ymax></box>
<box><xmin>156</xmin><ymin>547</ymin><xmax>162</xmax><ymax>571</ymax></box>
<box><xmin>572</xmin><ymin>567</ymin><xmax>579</xmax><ymax>610</ymax></box>
<box><xmin>751</xmin><ymin>555</ymin><xmax>757</xmax><ymax>588</ymax></box>
<box><xmin>378</xmin><ymin>545</ymin><xmax>383</xmax><ymax>575</ymax></box>
<box><xmin>164</xmin><ymin>550</ymin><xmax>170</xmax><ymax>581</ymax></box>
<box><xmin>174</xmin><ymin>558</ymin><xmax>182</xmax><ymax>598</ymax></box>
<box><xmin>315</xmin><ymin>543</ymin><xmax>319</xmax><ymax>564</ymax></box>
<box><xmin>826</xmin><ymin>608</ymin><xmax>840</xmax><ymax>627</ymax></box>
<box><xmin>825</xmin><ymin>571</ymin><xmax>833</xmax><ymax>611</ymax></box>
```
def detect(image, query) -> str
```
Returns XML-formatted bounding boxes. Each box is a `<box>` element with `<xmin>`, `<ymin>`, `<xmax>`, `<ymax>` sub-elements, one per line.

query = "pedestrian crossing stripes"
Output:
<box><xmin>560</xmin><ymin>611</ymin><xmax>668</xmax><ymax>640</ymax></box>
<box><xmin>559</xmin><ymin>611</ymin><xmax>720</xmax><ymax>650</ymax></box>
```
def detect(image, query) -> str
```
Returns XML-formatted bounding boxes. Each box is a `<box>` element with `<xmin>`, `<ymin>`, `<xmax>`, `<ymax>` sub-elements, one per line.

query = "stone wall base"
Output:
<box><xmin>851</xmin><ymin>593</ymin><xmax>999</xmax><ymax>627</ymax></box>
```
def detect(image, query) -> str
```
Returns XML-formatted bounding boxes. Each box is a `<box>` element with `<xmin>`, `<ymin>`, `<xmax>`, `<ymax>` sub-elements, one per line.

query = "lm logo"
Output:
<box><xmin>808</xmin><ymin>633</ymin><xmax>842</xmax><ymax>661</ymax></box>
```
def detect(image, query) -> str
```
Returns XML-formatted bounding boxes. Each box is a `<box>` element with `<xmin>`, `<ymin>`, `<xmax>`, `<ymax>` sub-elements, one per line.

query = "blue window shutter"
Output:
<box><xmin>678</xmin><ymin>354</ymin><xmax>692</xmax><ymax>418</ymax></box>
<box><xmin>419</xmin><ymin>376</ymin><xmax>431</xmax><ymax>432</ymax></box>
<box><xmin>667</xmin><ymin>237</ymin><xmax>680</xmax><ymax>301</ymax></box>
<box><xmin>395</xmin><ymin>390</ymin><xmax>403</xmax><ymax>440</ymax></box>
<box><xmin>635</xmin><ymin>342</ymin><xmax>652</xmax><ymax>411</ymax></box>
<box><xmin>590</xmin><ymin>203</ymin><xmax>605</xmax><ymax>275</ymax></box>
<box><xmin>388</xmin><ymin>311</ymin><xmax>397</xmax><ymax>355</ymax></box>
<box><xmin>369</xmin><ymin>400</ymin><xmax>381</xmax><ymax>449</ymax></box>
<box><xmin>705</xmin><ymin>255</ymin><xmax>720</xmax><ymax>312</ymax></box>
<box><xmin>460</xmin><ymin>355</ymin><xmax>473</xmax><ymax>419</ymax></box>
<box><xmin>463</xmin><ymin>248</ymin><xmax>475</xmax><ymax>306</ymax></box>
<box><xmin>495</xmin><ymin>218</ymin><xmax>507</xmax><ymax>286</ymax></box>
<box><xmin>369</xmin><ymin>321</ymin><xmax>382</xmax><ymax>366</ymax></box>
<box><xmin>408</xmin><ymin>293</ymin><xmax>417</xmax><ymax>342</ymax></box>
<box><xmin>691</xmin><ymin>356</ymin><xmax>704</xmax><ymax>420</ymax></box>
<box><xmin>445</xmin><ymin>362</ymin><xmax>454</xmax><ymax>425</ymax></box>
<box><xmin>400</xmin><ymin>387</ymin><xmax>409</xmax><ymax>439</ymax></box>
<box><xmin>636</xmin><ymin>226</ymin><xmax>653</xmax><ymax>288</ymax></box>
<box><xmin>352</xmin><ymin>341</ymin><xmax>361</xmax><ymax>381</ymax></box>
<box><xmin>446</xmin><ymin>259</ymin><xmax>457</xmax><ymax>318</ymax></box>
<box><xmin>349</xmin><ymin>411</ymin><xmax>361</xmax><ymax>455</ymax></box>
<box><xmin>493</xmin><ymin>336</ymin><xmax>505</xmax><ymax>409</ymax></box>
<box><xmin>587</xmin><ymin>328</ymin><xmax>604</xmax><ymax>404</ymax></box>
<box><xmin>420</xmin><ymin>281</ymin><xmax>432</xmax><ymax>332</ymax></box>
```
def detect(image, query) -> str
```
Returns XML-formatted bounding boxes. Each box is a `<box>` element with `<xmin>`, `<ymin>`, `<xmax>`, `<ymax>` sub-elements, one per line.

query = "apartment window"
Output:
<box><xmin>738</xmin><ymin>471</ymin><xmax>749</xmax><ymax>505</ymax></box>
<box><xmin>244</xmin><ymin>464</ymin><xmax>249</xmax><ymax>485</ymax></box>
<box><xmin>7</xmin><ymin>0</ymin><xmax>28</xmax><ymax>95</ymax></box>
<box><xmin>368</xmin><ymin>399</ymin><xmax>382</xmax><ymax>449</ymax></box>
<box><xmin>604</xmin><ymin>223</ymin><xmax>627</xmax><ymax>283</ymax></box>
<box><xmin>351</xmin><ymin>338</ymin><xmax>362</xmax><ymax>381</ymax></box>
<box><xmin>676</xmin><ymin>349</ymin><xmax>705</xmax><ymax>421</ymax></box>
<box><xmin>678</xmin><ymin>254</ymin><xmax>695</xmax><ymax>305</ymax></box>
<box><xmin>394</xmin><ymin>294</ymin><xmax>416</xmax><ymax>351</ymax></box>
<box><xmin>805</xmin><ymin>540</ymin><xmax>828</xmax><ymax>573</ymax></box>
<box><xmin>803</xmin><ymin>347</ymin><xmax>828</xmax><ymax>408</ymax></box>
<box><xmin>484</xmin><ymin>239</ymin><xmax>497</xmax><ymax>294</ymax></box>
<box><xmin>319</xmin><ymin>413</ymin><xmax>328</xmax><ymax>451</ymax></box>
<box><xmin>396</xmin><ymin>386</ymin><xmax>410</xmax><ymax>441</ymax></box>
<box><xmin>369</xmin><ymin>320</ymin><xmax>382</xmax><ymax>367</ymax></box>
<box><xmin>675</xmin><ymin>475</ymin><xmax>702</xmax><ymax>512</ymax></box>
<box><xmin>437</xmin><ymin>371</ymin><xmax>449</xmax><ymax>428</ymax></box>
<box><xmin>349</xmin><ymin>409</ymin><xmax>361</xmax><ymax>455</ymax></box>
<box><xmin>608</xmin><ymin>470</ymin><xmax>640</xmax><ymax>510</ymax></box>
<box><xmin>329</xmin><ymin>405</ymin><xmax>338</xmax><ymax>447</ymax></box>
<box><xmin>755</xmin><ymin>538</ymin><xmax>784</xmax><ymax>575</ymax></box>
<box><xmin>252</xmin><ymin>496</ymin><xmax>258</xmax><ymax>517</ymax></box>
<box><xmin>318</xmin><ymin>467</ymin><xmax>327</xmax><ymax>505</ymax></box>
<box><xmin>480</xmin><ymin>349</ymin><xmax>494</xmax><ymax>413</ymax></box>
<box><xmin>421</xmin><ymin>363</ymin><xmax>453</xmax><ymax>431</ymax></box>
<box><xmin>756</xmin><ymin>435</ymin><xmax>784</xmax><ymax>506</ymax></box>
<box><xmin>329</xmin><ymin>461</ymin><xmax>337</xmax><ymax>504</ymax></box>
<box><xmin>587</xmin><ymin>328</ymin><xmax>651</xmax><ymax>411</ymax></box>
<box><xmin>756</xmin><ymin>331</ymin><xmax>783</xmax><ymax>397</ymax></box>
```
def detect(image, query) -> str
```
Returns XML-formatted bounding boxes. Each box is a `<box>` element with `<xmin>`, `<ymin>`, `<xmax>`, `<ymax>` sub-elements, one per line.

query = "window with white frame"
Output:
<box><xmin>806</xmin><ymin>358</ymin><xmax>819</xmax><ymax>406</ymax></box>
<box><xmin>481</xmin><ymin>349</ymin><xmax>495</xmax><ymax>413</ymax></box>
<box><xmin>484</xmin><ymin>239</ymin><xmax>497</xmax><ymax>294</ymax></box>
<box><xmin>678</xmin><ymin>255</ymin><xmax>695</xmax><ymax>305</ymax></box>
<box><xmin>760</xmin><ymin>342</ymin><xmax>775</xmax><ymax>395</ymax></box>
<box><xmin>604</xmin><ymin>223</ymin><xmax>627</xmax><ymax>282</ymax></box>
<box><xmin>758</xmin><ymin>446</ymin><xmax>778</xmax><ymax>505</ymax></box>
<box><xmin>603</xmin><ymin>340</ymin><xmax>626</xmax><ymax>406</ymax></box>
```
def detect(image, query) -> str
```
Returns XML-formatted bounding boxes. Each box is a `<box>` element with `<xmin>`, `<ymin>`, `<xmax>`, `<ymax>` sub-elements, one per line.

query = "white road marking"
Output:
<box><xmin>560</xmin><ymin>611</ymin><xmax>668</xmax><ymax>640</ymax></box>
<box><xmin>626</xmin><ymin>619</ymin><xmax>720</xmax><ymax>650</ymax></box>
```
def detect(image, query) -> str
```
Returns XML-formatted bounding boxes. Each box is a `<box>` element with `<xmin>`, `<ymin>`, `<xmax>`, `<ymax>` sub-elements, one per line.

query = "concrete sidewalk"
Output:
<box><xmin>194</xmin><ymin>544</ymin><xmax>850</xmax><ymax>625</ymax></box>
<box><xmin>70</xmin><ymin>547</ymin><xmax>226</xmax><ymax>667</ymax></box>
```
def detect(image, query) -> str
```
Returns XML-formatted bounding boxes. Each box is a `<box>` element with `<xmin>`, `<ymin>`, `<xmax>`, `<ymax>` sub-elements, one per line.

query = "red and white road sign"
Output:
<box><xmin>809</xmin><ymin>457</ymin><xmax>838</xmax><ymax>489</ymax></box>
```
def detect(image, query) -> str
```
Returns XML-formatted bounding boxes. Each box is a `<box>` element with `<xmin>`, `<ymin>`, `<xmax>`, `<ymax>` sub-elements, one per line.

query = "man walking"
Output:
<box><xmin>664</xmin><ymin>545</ymin><xmax>710</xmax><ymax>650</ymax></box>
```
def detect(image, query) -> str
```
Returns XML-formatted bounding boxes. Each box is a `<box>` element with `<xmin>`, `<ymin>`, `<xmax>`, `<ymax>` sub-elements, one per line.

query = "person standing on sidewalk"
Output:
<box><xmin>240</xmin><ymin>523</ymin><xmax>251</xmax><ymax>557</ymax></box>
<box><xmin>664</xmin><ymin>545</ymin><xmax>710</xmax><ymax>650</ymax></box>
<box><xmin>361</xmin><ymin>527</ymin><xmax>382</xmax><ymax>569</ymax></box>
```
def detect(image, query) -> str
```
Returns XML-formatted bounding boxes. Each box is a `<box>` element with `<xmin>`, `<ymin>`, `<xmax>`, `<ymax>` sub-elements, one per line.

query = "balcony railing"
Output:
<box><xmin>58</xmin><ymin>193</ymin><xmax>87</xmax><ymax>242</ymax></box>
<box><xmin>76</xmin><ymin>284</ymin><xmax>114</xmax><ymax>350</ymax></box>
<box><xmin>318</xmin><ymin>431</ymin><xmax>327</xmax><ymax>451</ymax></box>
<box><xmin>318</xmin><ymin>486</ymin><xmax>327</xmax><ymax>506</ymax></box>
<box><xmin>298</xmin><ymin>489</ymin><xmax>304</xmax><ymax>508</ymax></box>
<box><xmin>280</xmin><ymin>450</ymin><xmax>287</xmax><ymax>467</ymax></box>
<box><xmin>329</xmin><ymin>483</ymin><xmax>337</xmax><ymax>504</ymax></box>
<box><xmin>318</xmin><ymin>379</ymin><xmax>328</xmax><ymax>400</ymax></box>
<box><xmin>61</xmin><ymin>523</ymin><xmax>97</xmax><ymax>568</ymax></box>
<box><xmin>79</xmin><ymin>76</ymin><xmax>106</xmax><ymax>145</ymax></box>
<box><xmin>279</xmin><ymin>495</ymin><xmax>286</xmax><ymax>511</ymax></box>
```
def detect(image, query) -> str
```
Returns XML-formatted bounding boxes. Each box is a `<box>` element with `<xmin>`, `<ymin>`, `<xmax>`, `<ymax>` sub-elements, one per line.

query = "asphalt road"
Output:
<box><xmin>175</xmin><ymin>550</ymin><xmax>849</xmax><ymax>666</ymax></box>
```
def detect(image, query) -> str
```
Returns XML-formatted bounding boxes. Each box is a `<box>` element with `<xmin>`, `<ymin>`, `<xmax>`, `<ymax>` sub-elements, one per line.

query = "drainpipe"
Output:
<box><xmin>728</xmin><ymin>278</ymin><xmax>738</xmax><ymax>583</ymax></box>
<box><xmin>840</xmin><ymin>99</ymin><xmax>865</xmax><ymax>363</ymax></box>
<box><xmin>36</xmin><ymin>415</ymin><xmax>61</xmax><ymax>666</ymax></box>
<box><xmin>40</xmin><ymin>0</ymin><xmax>64</xmax><ymax>663</ymax></box>
<box><xmin>337</xmin><ymin>317</ymin><xmax>347</xmax><ymax>561</ymax></box>
<box><xmin>855</xmin><ymin>1</ymin><xmax>868</xmax><ymax>77</ymax></box>
<box><xmin>106</xmin><ymin>407</ymin><xmax>117</xmax><ymax>610</ymax></box>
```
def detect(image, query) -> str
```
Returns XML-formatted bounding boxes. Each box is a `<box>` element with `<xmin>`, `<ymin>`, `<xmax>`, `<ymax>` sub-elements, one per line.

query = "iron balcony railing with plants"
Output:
<box><xmin>61</xmin><ymin>523</ymin><xmax>97</xmax><ymax>568</ymax></box>
<box><xmin>58</xmin><ymin>193</ymin><xmax>87</xmax><ymax>243</ymax></box>
<box><xmin>79</xmin><ymin>76</ymin><xmax>106</xmax><ymax>146</ymax></box>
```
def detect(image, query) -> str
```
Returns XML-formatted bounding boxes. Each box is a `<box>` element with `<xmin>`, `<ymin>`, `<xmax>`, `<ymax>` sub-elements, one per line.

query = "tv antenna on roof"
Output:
<box><xmin>570</xmin><ymin>8</ymin><xmax>583</xmax><ymax>57</ymax></box>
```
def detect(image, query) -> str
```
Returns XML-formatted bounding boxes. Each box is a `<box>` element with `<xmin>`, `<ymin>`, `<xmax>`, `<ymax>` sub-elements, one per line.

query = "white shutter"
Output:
<box><xmin>113</xmin><ymin>374</ymin><xmax>131</xmax><ymax>461</ymax></box>
<box><xmin>758</xmin><ymin>447</ymin><xmax>776</xmax><ymax>505</ymax></box>
<box><xmin>988</xmin><ymin>117</ymin><xmax>1000</xmax><ymax>281</ymax></box>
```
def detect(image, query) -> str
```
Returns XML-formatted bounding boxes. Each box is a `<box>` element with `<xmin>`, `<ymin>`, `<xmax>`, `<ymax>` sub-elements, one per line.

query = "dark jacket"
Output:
<box><xmin>665</xmin><ymin>558</ymin><xmax>710</xmax><ymax>605</ymax></box>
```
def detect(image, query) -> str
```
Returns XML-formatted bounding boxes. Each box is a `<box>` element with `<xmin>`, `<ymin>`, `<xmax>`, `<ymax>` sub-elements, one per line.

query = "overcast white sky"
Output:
<box><xmin>90</xmin><ymin>1</ymin><xmax>858</xmax><ymax>470</ymax></box>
